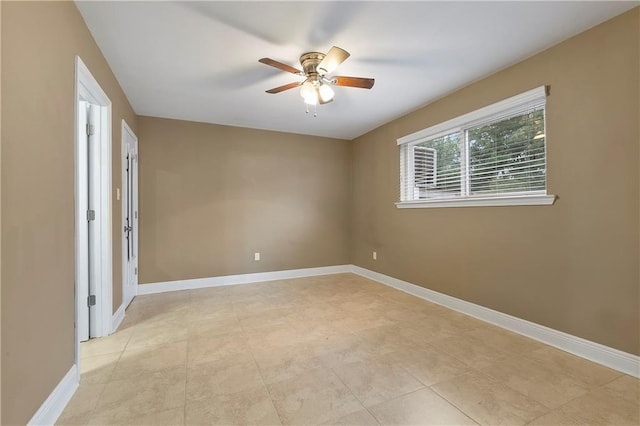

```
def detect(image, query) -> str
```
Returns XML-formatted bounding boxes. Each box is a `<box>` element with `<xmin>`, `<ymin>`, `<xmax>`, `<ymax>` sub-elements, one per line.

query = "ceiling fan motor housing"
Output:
<box><xmin>300</xmin><ymin>52</ymin><xmax>326</xmax><ymax>81</ymax></box>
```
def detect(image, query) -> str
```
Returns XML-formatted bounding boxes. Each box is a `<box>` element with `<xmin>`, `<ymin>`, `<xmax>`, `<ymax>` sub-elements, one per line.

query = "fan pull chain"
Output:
<box><xmin>304</xmin><ymin>104</ymin><xmax>318</xmax><ymax>117</ymax></box>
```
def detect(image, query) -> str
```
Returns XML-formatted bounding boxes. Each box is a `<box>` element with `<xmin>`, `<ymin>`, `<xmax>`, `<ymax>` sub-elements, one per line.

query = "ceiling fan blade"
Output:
<box><xmin>265</xmin><ymin>81</ymin><xmax>302</xmax><ymax>94</ymax></box>
<box><xmin>259</xmin><ymin>58</ymin><xmax>303</xmax><ymax>75</ymax></box>
<box><xmin>317</xmin><ymin>46</ymin><xmax>350</xmax><ymax>74</ymax></box>
<box><xmin>333</xmin><ymin>76</ymin><xmax>375</xmax><ymax>89</ymax></box>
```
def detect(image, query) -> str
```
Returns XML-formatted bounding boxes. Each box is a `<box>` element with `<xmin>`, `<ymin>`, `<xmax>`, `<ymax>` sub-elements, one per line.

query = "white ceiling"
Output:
<box><xmin>75</xmin><ymin>1</ymin><xmax>636</xmax><ymax>140</ymax></box>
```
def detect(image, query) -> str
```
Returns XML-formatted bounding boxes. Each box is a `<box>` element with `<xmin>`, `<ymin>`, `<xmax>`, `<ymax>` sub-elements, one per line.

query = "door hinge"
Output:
<box><xmin>135</xmin><ymin>267</ymin><xmax>138</xmax><ymax>275</ymax></box>
<box><xmin>87</xmin><ymin>209</ymin><xmax>96</xmax><ymax>221</ymax></box>
<box><xmin>88</xmin><ymin>295</ymin><xmax>96</xmax><ymax>307</ymax></box>
<box><xmin>135</xmin><ymin>211</ymin><xmax>138</xmax><ymax>219</ymax></box>
<box><xmin>86</xmin><ymin>123</ymin><xmax>95</xmax><ymax>136</ymax></box>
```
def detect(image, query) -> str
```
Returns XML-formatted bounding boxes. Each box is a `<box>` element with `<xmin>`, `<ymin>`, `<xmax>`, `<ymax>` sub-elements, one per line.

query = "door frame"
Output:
<box><xmin>121</xmin><ymin>119</ymin><xmax>139</xmax><ymax>308</ymax></box>
<box><xmin>74</xmin><ymin>56</ymin><xmax>113</xmax><ymax>373</ymax></box>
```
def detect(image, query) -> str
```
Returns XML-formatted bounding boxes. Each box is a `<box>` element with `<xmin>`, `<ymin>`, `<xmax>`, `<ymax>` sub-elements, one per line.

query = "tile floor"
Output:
<box><xmin>58</xmin><ymin>273</ymin><xmax>639</xmax><ymax>425</ymax></box>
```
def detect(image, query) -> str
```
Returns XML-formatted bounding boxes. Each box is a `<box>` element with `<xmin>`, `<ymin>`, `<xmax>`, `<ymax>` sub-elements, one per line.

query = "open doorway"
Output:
<box><xmin>121</xmin><ymin>120</ymin><xmax>139</xmax><ymax>308</ymax></box>
<box><xmin>74</xmin><ymin>56</ymin><xmax>113</xmax><ymax>364</ymax></box>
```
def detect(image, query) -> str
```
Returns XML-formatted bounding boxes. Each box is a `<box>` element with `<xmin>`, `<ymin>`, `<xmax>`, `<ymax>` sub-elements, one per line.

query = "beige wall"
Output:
<box><xmin>351</xmin><ymin>8</ymin><xmax>639</xmax><ymax>355</ymax></box>
<box><xmin>137</xmin><ymin>117</ymin><xmax>351</xmax><ymax>284</ymax></box>
<box><xmin>1</xmin><ymin>2</ymin><xmax>137</xmax><ymax>424</ymax></box>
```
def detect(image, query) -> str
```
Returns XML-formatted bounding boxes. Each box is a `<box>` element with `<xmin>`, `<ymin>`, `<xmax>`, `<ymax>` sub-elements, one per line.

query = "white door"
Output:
<box><xmin>122</xmin><ymin>121</ymin><xmax>139</xmax><ymax>307</ymax></box>
<box><xmin>77</xmin><ymin>101</ymin><xmax>90</xmax><ymax>342</ymax></box>
<box><xmin>75</xmin><ymin>56</ymin><xmax>114</xmax><ymax>354</ymax></box>
<box><xmin>78</xmin><ymin>102</ymin><xmax>100</xmax><ymax>341</ymax></box>
<box><xmin>87</xmin><ymin>104</ymin><xmax>101</xmax><ymax>338</ymax></box>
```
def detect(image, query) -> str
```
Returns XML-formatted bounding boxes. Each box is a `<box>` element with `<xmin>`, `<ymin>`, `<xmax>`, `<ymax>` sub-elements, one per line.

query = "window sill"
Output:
<box><xmin>396</xmin><ymin>194</ymin><xmax>557</xmax><ymax>209</ymax></box>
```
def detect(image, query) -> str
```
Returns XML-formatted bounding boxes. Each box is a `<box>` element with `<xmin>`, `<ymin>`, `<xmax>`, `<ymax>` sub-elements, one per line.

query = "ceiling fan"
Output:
<box><xmin>259</xmin><ymin>46</ymin><xmax>375</xmax><ymax>107</ymax></box>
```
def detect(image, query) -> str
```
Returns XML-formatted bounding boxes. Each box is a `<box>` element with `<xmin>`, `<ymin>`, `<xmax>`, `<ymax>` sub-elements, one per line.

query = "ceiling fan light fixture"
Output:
<box><xmin>318</xmin><ymin>84</ymin><xmax>334</xmax><ymax>103</ymax></box>
<box><xmin>300</xmin><ymin>80</ymin><xmax>315</xmax><ymax>99</ymax></box>
<box><xmin>303</xmin><ymin>93</ymin><xmax>318</xmax><ymax>105</ymax></box>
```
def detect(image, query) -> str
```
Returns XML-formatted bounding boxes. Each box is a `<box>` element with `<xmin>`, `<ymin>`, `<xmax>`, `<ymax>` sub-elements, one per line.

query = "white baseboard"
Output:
<box><xmin>138</xmin><ymin>265</ymin><xmax>352</xmax><ymax>295</ymax></box>
<box><xmin>112</xmin><ymin>303</ymin><xmax>125</xmax><ymax>333</ymax></box>
<box><xmin>351</xmin><ymin>265</ymin><xmax>639</xmax><ymax>378</ymax></box>
<box><xmin>28</xmin><ymin>364</ymin><xmax>79</xmax><ymax>426</ymax></box>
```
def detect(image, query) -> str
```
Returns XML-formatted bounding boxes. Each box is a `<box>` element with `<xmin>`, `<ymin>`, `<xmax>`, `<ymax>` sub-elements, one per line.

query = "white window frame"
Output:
<box><xmin>397</xmin><ymin>86</ymin><xmax>556</xmax><ymax>209</ymax></box>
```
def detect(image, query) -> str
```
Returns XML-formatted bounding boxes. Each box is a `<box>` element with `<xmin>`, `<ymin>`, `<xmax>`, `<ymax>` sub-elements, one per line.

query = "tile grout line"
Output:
<box><xmin>183</xmin><ymin>329</ymin><xmax>189</xmax><ymax>426</ymax></box>
<box><xmin>246</xmin><ymin>337</ymin><xmax>285</xmax><ymax>426</ymax></box>
<box><xmin>430</xmin><ymin>365</ymin><xmax>561</xmax><ymax>425</ymax></box>
<box><xmin>520</xmin><ymin>371</ymin><xmax>627</xmax><ymax>426</ymax></box>
<box><xmin>326</xmin><ymin>365</ymin><xmax>379</xmax><ymax>425</ymax></box>
<box><xmin>362</xmin><ymin>386</ymin><xmax>433</xmax><ymax>426</ymax></box>
<box><xmin>76</xmin><ymin>339</ymin><xmax>128</xmax><ymax>424</ymax></box>
<box><xmin>427</xmin><ymin>381</ymin><xmax>486</xmax><ymax>426</ymax></box>
<box><xmin>475</xmin><ymin>348</ymin><xmax>606</xmax><ymax>412</ymax></box>
<box><xmin>417</xmin><ymin>333</ymin><xmax>580</xmax><ymax>422</ymax></box>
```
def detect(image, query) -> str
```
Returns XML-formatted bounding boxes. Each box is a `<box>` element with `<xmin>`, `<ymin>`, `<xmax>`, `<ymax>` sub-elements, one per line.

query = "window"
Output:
<box><xmin>398</xmin><ymin>86</ymin><xmax>556</xmax><ymax>208</ymax></box>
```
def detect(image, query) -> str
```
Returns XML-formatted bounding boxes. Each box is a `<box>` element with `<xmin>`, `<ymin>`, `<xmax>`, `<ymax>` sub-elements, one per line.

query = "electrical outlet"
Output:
<box><xmin>254</xmin><ymin>252</ymin><xmax>260</xmax><ymax>261</ymax></box>
<box><xmin>373</xmin><ymin>251</ymin><xmax>377</xmax><ymax>260</ymax></box>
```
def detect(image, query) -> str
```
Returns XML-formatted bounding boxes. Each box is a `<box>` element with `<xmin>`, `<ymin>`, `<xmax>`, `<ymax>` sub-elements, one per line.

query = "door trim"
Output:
<box><xmin>121</xmin><ymin>119</ymin><xmax>139</xmax><ymax>309</ymax></box>
<box><xmin>74</xmin><ymin>56</ymin><xmax>113</xmax><ymax>373</ymax></box>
